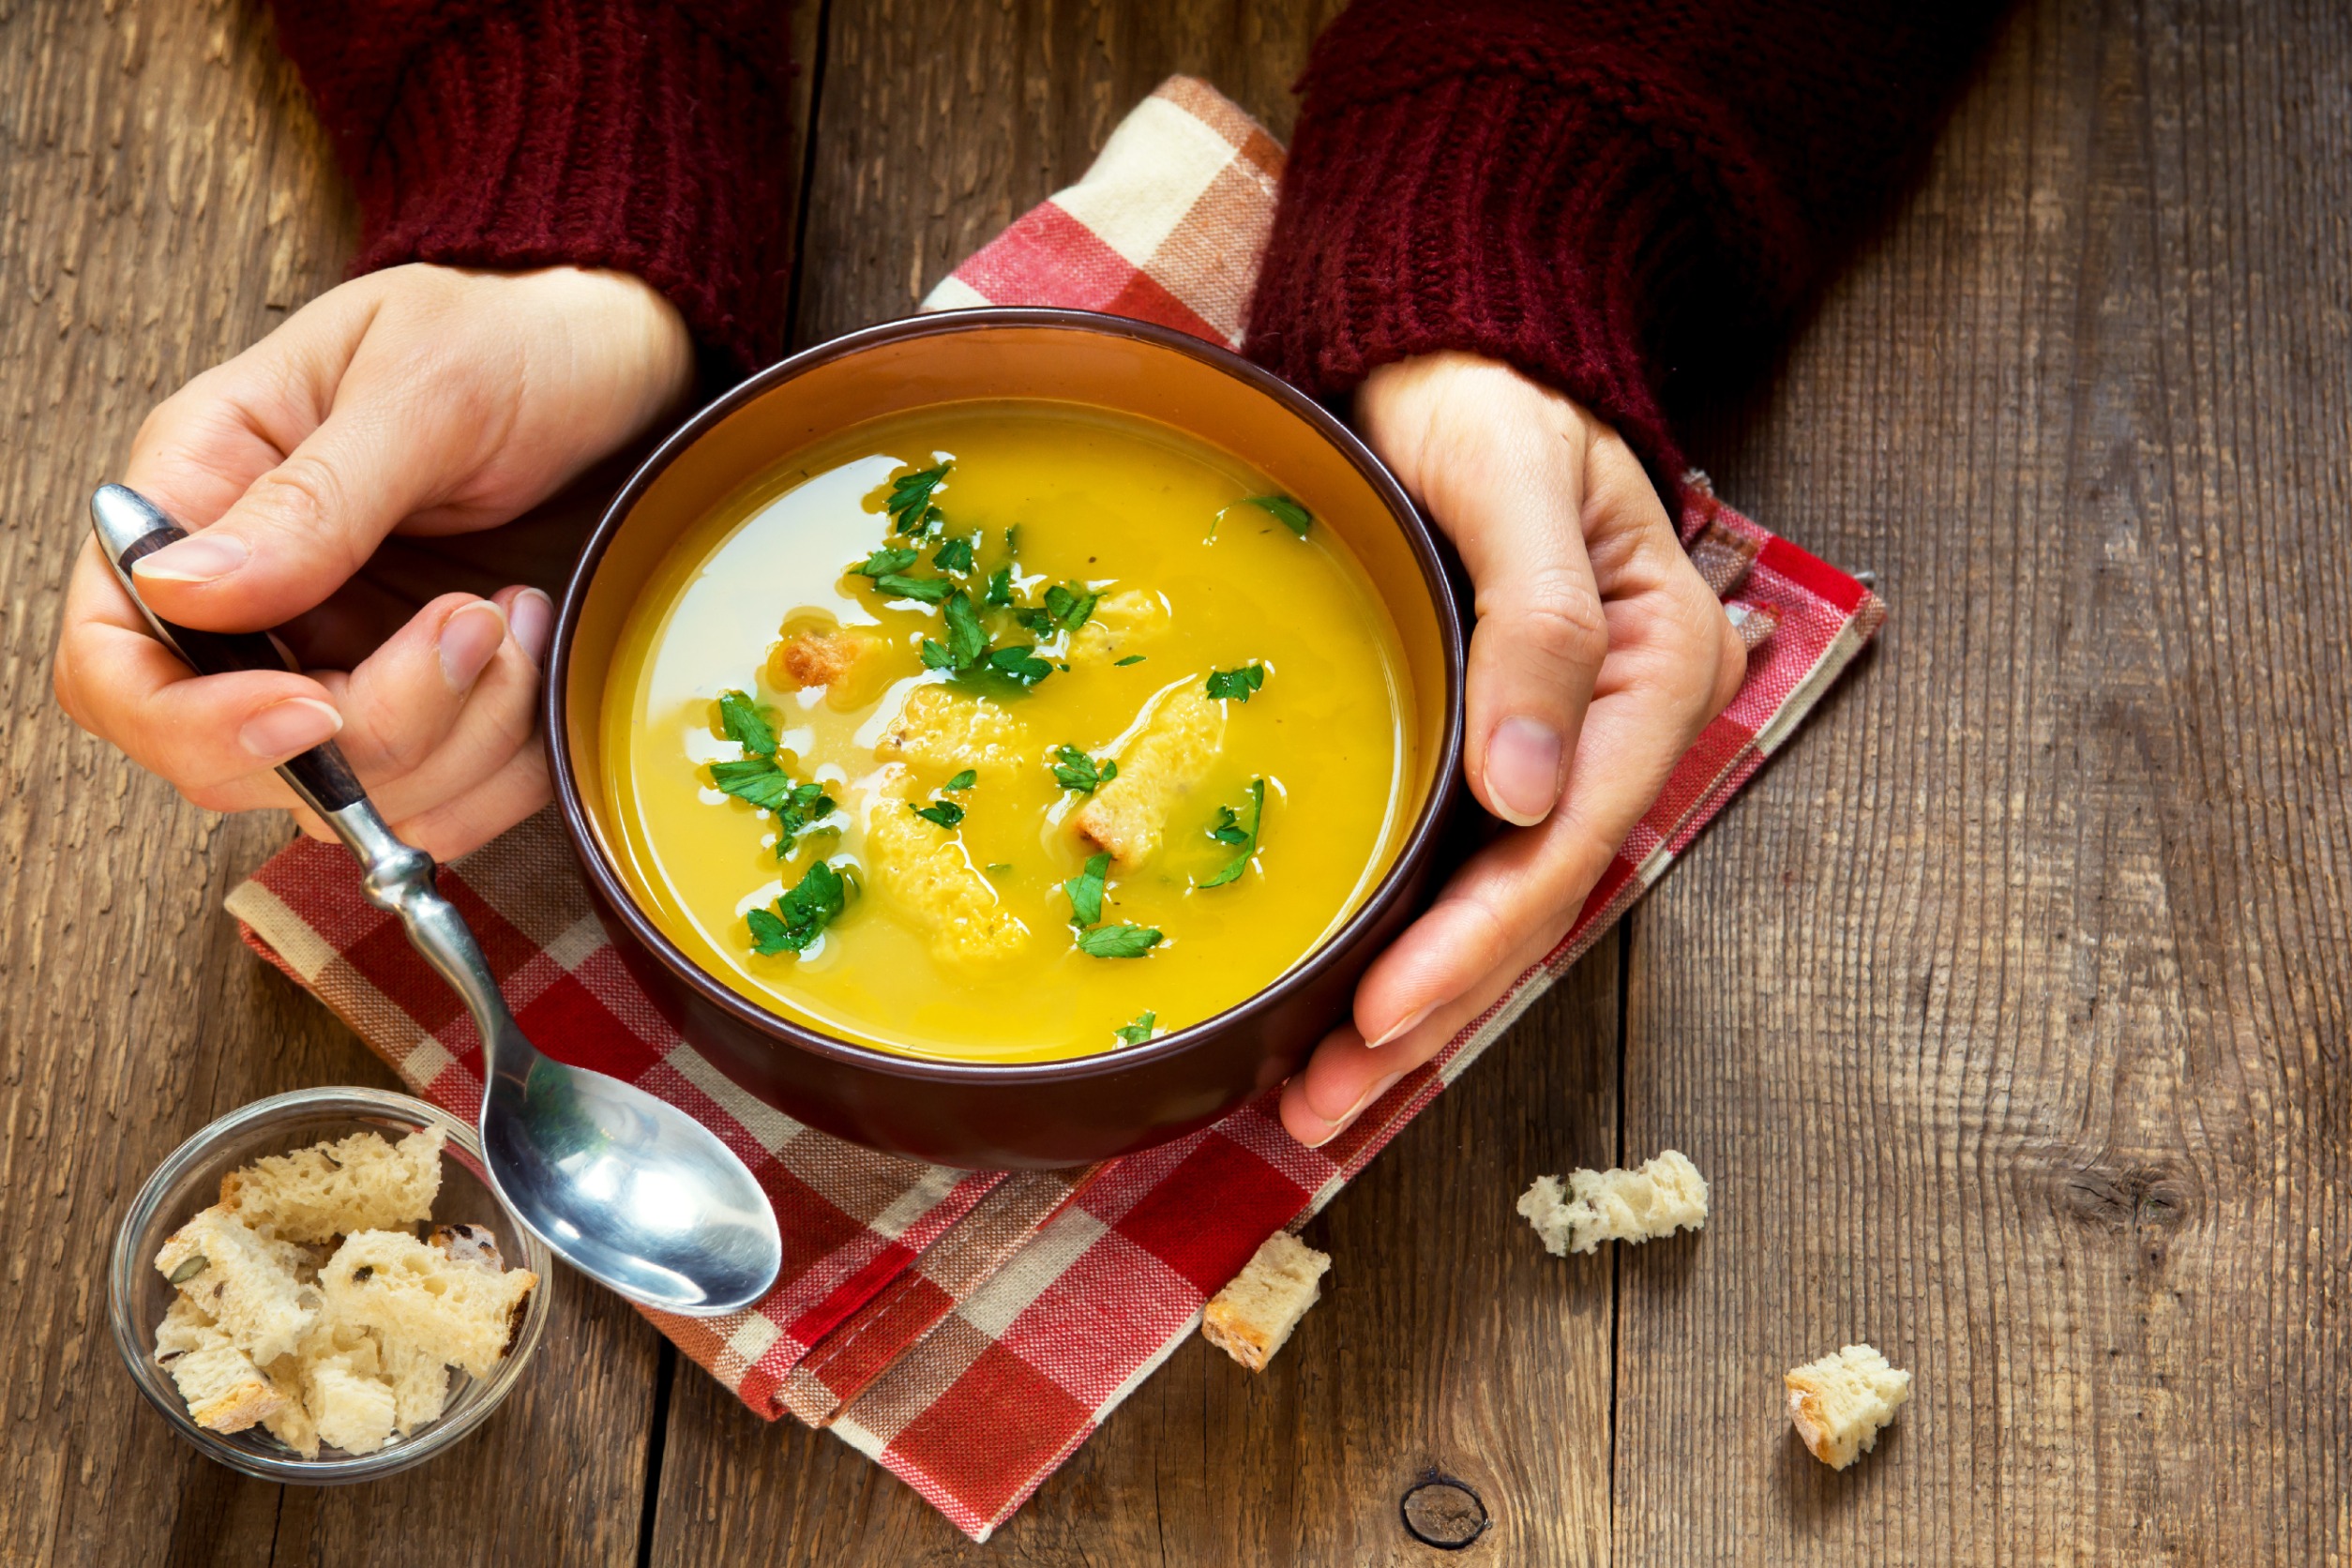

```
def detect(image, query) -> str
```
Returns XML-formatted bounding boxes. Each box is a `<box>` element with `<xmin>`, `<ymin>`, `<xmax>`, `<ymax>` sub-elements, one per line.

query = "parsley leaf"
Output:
<box><xmin>874</xmin><ymin>572</ymin><xmax>954</xmax><ymax>604</ymax></box>
<box><xmin>944</xmin><ymin>590</ymin><xmax>988</xmax><ymax>666</ymax></box>
<box><xmin>1077</xmin><ymin>923</ymin><xmax>1161</xmax><ymax>958</ymax></box>
<box><xmin>944</xmin><ymin>769</ymin><xmax>977</xmax><ymax>792</ymax></box>
<box><xmin>769</xmin><ymin>782</ymin><xmax>837</xmax><ymax>855</ymax></box>
<box><xmin>1050</xmin><ymin>746</ymin><xmax>1119</xmax><ymax>792</ymax></box>
<box><xmin>709</xmin><ymin>758</ymin><xmax>796</xmax><ymax>807</ymax></box>
<box><xmin>883</xmin><ymin>461</ymin><xmax>951</xmax><ymax>535</ymax></box>
<box><xmin>747</xmin><ymin>859</ymin><xmax>849</xmax><ymax>955</ymax></box>
<box><xmin>1244</xmin><ymin>494</ymin><xmax>1314</xmax><ymax>537</ymax></box>
<box><xmin>1043</xmin><ymin>582</ymin><xmax>1098</xmax><ymax>631</ymax></box>
<box><xmin>986</xmin><ymin>644</ymin><xmax>1054</xmax><ymax>685</ymax></box>
<box><xmin>855</xmin><ymin>546</ymin><xmax>919</xmax><ymax>578</ymax></box>
<box><xmin>1198</xmin><ymin>777</ymin><xmax>1265</xmax><ymax>888</ymax></box>
<box><xmin>716</xmin><ymin>689</ymin><xmax>777</xmax><ymax>757</ymax></box>
<box><xmin>1205</xmin><ymin>663</ymin><xmax>1266</xmax><ymax>702</ymax></box>
<box><xmin>933</xmin><ymin>536</ymin><xmax>975</xmax><ymax>573</ymax></box>
<box><xmin>1114</xmin><ymin>1011</ymin><xmax>1156</xmax><ymax>1046</ymax></box>
<box><xmin>985</xmin><ymin>565</ymin><xmax>1014</xmax><ymax>607</ymax></box>
<box><xmin>1113</xmin><ymin>654</ymin><xmax>1146</xmax><ymax>667</ymax></box>
<box><xmin>1011</xmin><ymin>606</ymin><xmax>1055</xmax><ymax>636</ymax></box>
<box><xmin>1064</xmin><ymin>852</ymin><xmax>1109</xmax><ymax>928</ymax></box>
<box><xmin>910</xmin><ymin>799</ymin><xmax>965</xmax><ymax>831</ymax></box>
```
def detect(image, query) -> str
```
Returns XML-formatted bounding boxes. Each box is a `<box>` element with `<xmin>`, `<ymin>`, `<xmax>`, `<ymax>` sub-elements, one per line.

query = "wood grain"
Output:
<box><xmin>1</xmin><ymin>0</ymin><xmax>2345</xmax><ymax>1563</ymax></box>
<box><xmin>646</xmin><ymin>935</ymin><xmax>1622</xmax><ymax>1566</ymax></box>
<box><xmin>0</xmin><ymin>4</ymin><xmax>662</xmax><ymax>1563</ymax></box>
<box><xmin>1626</xmin><ymin>1</ymin><xmax>2352</xmax><ymax>1562</ymax></box>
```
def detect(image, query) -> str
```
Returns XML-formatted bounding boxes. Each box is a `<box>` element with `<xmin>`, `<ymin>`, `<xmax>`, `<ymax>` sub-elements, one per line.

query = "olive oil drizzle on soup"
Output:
<box><xmin>602</xmin><ymin>402</ymin><xmax>1416</xmax><ymax>1063</ymax></box>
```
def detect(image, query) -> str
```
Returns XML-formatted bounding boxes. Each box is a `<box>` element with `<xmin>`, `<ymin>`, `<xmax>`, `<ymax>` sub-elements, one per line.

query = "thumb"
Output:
<box><xmin>128</xmin><ymin>390</ymin><xmax>474</xmax><ymax>633</ymax></box>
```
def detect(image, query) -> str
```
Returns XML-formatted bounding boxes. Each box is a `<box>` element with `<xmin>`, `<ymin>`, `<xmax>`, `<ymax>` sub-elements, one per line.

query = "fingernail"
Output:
<box><xmin>239</xmin><ymin>697</ymin><xmax>342</xmax><ymax>759</ymax></box>
<box><xmin>509</xmin><ymin>588</ymin><xmax>553</xmax><ymax>666</ymax></box>
<box><xmin>131</xmin><ymin>533</ymin><xmax>249</xmax><ymax>585</ymax></box>
<box><xmin>438</xmin><ymin>600</ymin><xmax>508</xmax><ymax>691</ymax></box>
<box><xmin>1366</xmin><ymin>1001</ymin><xmax>1437</xmax><ymax>1050</ymax></box>
<box><xmin>1305</xmin><ymin>1070</ymin><xmax>1407</xmax><ymax>1150</ymax></box>
<box><xmin>1485</xmin><ymin>716</ymin><xmax>1562</xmax><ymax>826</ymax></box>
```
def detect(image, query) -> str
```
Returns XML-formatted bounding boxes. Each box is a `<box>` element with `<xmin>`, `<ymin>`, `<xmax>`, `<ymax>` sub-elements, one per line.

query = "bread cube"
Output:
<box><xmin>1517</xmin><ymin>1149</ymin><xmax>1709</xmax><ymax>1256</ymax></box>
<box><xmin>865</xmin><ymin>794</ymin><xmax>1029</xmax><ymax>962</ymax></box>
<box><xmin>874</xmin><ymin>684</ymin><xmax>1028</xmax><ymax>776</ymax></box>
<box><xmin>307</xmin><ymin>1360</ymin><xmax>398</xmax><ymax>1456</ymax></box>
<box><xmin>1201</xmin><ymin>1231</ymin><xmax>1331</xmax><ymax>1372</ymax></box>
<box><xmin>319</xmin><ymin>1229</ymin><xmax>536</xmax><ymax>1380</ymax></box>
<box><xmin>155</xmin><ymin>1205</ymin><xmax>322</xmax><ymax>1364</ymax></box>
<box><xmin>259</xmin><ymin>1354</ymin><xmax>321</xmax><ymax>1458</ymax></box>
<box><xmin>1064</xmin><ymin>589</ymin><xmax>1169</xmax><ymax>667</ymax></box>
<box><xmin>1785</xmin><ymin>1343</ymin><xmax>1912</xmax><ymax>1469</ymax></box>
<box><xmin>1072</xmin><ymin>686</ymin><xmax>1225</xmax><ymax>866</ymax></box>
<box><xmin>219</xmin><ymin>1125</ymin><xmax>445</xmax><ymax>1244</ymax></box>
<box><xmin>153</xmin><ymin>1297</ymin><xmax>284</xmax><ymax>1434</ymax></box>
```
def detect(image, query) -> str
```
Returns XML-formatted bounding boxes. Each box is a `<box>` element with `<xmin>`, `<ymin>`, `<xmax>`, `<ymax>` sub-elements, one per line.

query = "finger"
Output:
<box><xmin>55</xmin><ymin>539</ymin><xmax>333</xmax><ymax>813</ymax></box>
<box><xmin>119</xmin><ymin>285</ymin><xmax>377</xmax><ymax>531</ymax></box>
<box><xmin>1347</xmin><ymin>609</ymin><xmax>1734</xmax><ymax>1048</ymax></box>
<box><xmin>383</xmin><ymin>740</ymin><xmax>554</xmax><ymax>863</ymax></box>
<box><xmin>310</xmin><ymin>587</ymin><xmax>551</xmax><ymax>824</ymax></box>
<box><xmin>128</xmin><ymin>374</ymin><xmax>487</xmax><ymax>633</ymax></box>
<box><xmin>1281</xmin><ymin>908</ymin><xmax>1562</xmax><ymax>1147</ymax></box>
<box><xmin>1402</xmin><ymin>388</ymin><xmax>1609</xmax><ymax>829</ymax></box>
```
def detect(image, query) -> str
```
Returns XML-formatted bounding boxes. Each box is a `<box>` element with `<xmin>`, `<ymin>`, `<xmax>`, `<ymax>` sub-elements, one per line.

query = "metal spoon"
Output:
<box><xmin>90</xmin><ymin>484</ymin><xmax>783</xmax><ymax>1317</ymax></box>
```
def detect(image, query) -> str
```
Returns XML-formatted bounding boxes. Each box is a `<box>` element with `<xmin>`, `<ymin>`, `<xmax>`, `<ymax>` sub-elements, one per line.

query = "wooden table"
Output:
<box><xmin>4</xmin><ymin>2</ymin><xmax>2344</xmax><ymax>1562</ymax></box>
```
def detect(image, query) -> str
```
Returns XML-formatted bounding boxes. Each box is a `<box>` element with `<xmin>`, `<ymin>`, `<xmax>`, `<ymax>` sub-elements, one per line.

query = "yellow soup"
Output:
<box><xmin>601</xmin><ymin>400</ymin><xmax>1416</xmax><ymax>1063</ymax></box>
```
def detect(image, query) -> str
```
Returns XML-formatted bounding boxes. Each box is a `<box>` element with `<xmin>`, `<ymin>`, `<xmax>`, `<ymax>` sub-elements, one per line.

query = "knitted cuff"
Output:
<box><xmin>294</xmin><ymin>0</ymin><xmax>794</xmax><ymax>373</ymax></box>
<box><xmin>1244</xmin><ymin>28</ymin><xmax>1800</xmax><ymax>500</ymax></box>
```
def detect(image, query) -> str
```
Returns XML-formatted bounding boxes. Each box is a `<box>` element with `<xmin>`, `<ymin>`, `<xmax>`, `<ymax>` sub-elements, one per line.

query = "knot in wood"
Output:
<box><xmin>1399</xmin><ymin>1476</ymin><xmax>1488</xmax><ymax>1550</ymax></box>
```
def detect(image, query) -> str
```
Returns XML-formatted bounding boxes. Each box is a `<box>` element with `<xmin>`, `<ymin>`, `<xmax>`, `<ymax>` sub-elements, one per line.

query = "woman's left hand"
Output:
<box><xmin>1280</xmin><ymin>353</ymin><xmax>1748</xmax><ymax>1148</ymax></box>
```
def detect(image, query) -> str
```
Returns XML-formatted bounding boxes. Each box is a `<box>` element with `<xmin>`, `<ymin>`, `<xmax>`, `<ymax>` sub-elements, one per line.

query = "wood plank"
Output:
<box><xmin>1621</xmin><ymin>0</ymin><xmax>2352</xmax><ymax>1561</ymax></box>
<box><xmin>651</xmin><ymin>933</ymin><xmax>1621</xmax><ymax>1565</ymax></box>
<box><xmin>0</xmin><ymin>4</ymin><xmax>665</xmax><ymax>1563</ymax></box>
<box><xmin>788</xmin><ymin>0</ymin><xmax>1347</xmax><ymax>348</ymax></box>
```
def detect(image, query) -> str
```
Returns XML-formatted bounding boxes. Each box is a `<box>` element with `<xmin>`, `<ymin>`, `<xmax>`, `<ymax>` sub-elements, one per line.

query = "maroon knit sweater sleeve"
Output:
<box><xmin>1244</xmin><ymin>0</ymin><xmax>2008</xmax><ymax>492</ymax></box>
<box><xmin>269</xmin><ymin>0</ymin><xmax>795</xmax><ymax>372</ymax></box>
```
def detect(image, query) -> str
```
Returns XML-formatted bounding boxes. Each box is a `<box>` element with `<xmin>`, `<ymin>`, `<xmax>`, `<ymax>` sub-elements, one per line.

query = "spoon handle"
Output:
<box><xmin>86</xmin><ymin>485</ymin><xmax>368</xmax><ymax>821</ymax></box>
<box><xmin>85</xmin><ymin>484</ymin><xmax>531</xmax><ymax>1078</ymax></box>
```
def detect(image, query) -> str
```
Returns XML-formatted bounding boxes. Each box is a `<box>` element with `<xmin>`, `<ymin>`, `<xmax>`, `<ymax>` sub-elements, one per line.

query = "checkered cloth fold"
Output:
<box><xmin>227</xmin><ymin>76</ymin><xmax>1882</xmax><ymax>1542</ymax></box>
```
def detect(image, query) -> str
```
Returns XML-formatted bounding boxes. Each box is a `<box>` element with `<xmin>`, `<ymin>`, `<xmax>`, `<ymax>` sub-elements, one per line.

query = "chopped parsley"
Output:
<box><xmin>1113</xmin><ymin>654</ymin><xmax>1146</xmax><ymax>667</ymax></box>
<box><xmin>855</xmin><ymin>546</ymin><xmax>920</xmax><ymax>578</ymax></box>
<box><xmin>1077</xmin><ymin>923</ymin><xmax>1162</xmax><ymax>958</ymax></box>
<box><xmin>883</xmin><ymin>460</ymin><xmax>950</xmax><ymax>535</ymax></box>
<box><xmin>747</xmin><ymin>859</ymin><xmax>849</xmax><ymax>956</ymax></box>
<box><xmin>985</xmin><ymin>862</ymin><xmax>1013</xmax><ymax>875</ymax></box>
<box><xmin>944</xmin><ymin>769</ymin><xmax>977</xmax><ymax>792</ymax></box>
<box><xmin>1050</xmin><ymin>746</ymin><xmax>1119</xmax><ymax>793</ymax></box>
<box><xmin>716</xmin><ymin>689</ymin><xmax>777</xmax><ymax>757</ymax></box>
<box><xmin>1043</xmin><ymin>582</ymin><xmax>1098</xmax><ymax>631</ymax></box>
<box><xmin>1205</xmin><ymin>663</ymin><xmax>1266</xmax><ymax>702</ymax></box>
<box><xmin>921</xmin><ymin>590</ymin><xmax>990</xmax><ymax>671</ymax></box>
<box><xmin>985</xmin><ymin>644</ymin><xmax>1054</xmax><ymax>685</ymax></box>
<box><xmin>910</xmin><ymin>798</ymin><xmax>965</xmax><ymax>831</ymax></box>
<box><xmin>1064</xmin><ymin>852</ymin><xmax>1109</xmax><ymax>928</ymax></box>
<box><xmin>985</xmin><ymin>565</ymin><xmax>1014</xmax><ymax>607</ymax></box>
<box><xmin>932</xmin><ymin>536</ymin><xmax>975</xmax><ymax>573</ymax></box>
<box><xmin>1198</xmin><ymin>777</ymin><xmax>1265</xmax><ymax>888</ymax></box>
<box><xmin>1244</xmin><ymin>494</ymin><xmax>1314</xmax><ymax>537</ymax></box>
<box><xmin>709</xmin><ymin>691</ymin><xmax>834</xmax><ymax>854</ymax></box>
<box><xmin>1114</xmin><ymin>1011</ymin><xmax>1156</xmax><ymax>1046</ymax></box>
<box><xmin>874</xmin><ymin>572</ymin><xmax>954</xmax><ymax>604</ymax></box>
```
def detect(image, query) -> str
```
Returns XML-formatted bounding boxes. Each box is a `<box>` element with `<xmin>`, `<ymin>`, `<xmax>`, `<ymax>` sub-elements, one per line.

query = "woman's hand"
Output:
<box><xmin>53</xmin><ymin>264</ymin><xmax>694</xmax><ymax>859</ymax></box>
<box><xmin>1280</xmin><ymin>354</ymin><xmax>1747</xmax><ymax>1147</ymax></box>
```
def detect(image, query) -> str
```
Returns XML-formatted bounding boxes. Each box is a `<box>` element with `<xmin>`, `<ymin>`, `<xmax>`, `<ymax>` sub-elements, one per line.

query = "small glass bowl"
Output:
<box><xmin>109</xmin><ymin>1086</ymin><xmax>553</xmax><ymax>1483</ymax></box>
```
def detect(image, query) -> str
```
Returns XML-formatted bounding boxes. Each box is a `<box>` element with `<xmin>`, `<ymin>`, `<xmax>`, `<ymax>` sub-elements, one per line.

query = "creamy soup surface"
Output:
<box><xmin>601</xmin><ymin>400</ymin><xmax>1416</xmax><ymax>1063</ymax></box>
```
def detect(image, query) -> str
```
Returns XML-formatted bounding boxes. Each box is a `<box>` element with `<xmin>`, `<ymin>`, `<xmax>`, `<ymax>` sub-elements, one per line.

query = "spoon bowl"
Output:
<box><xmin>91</xmin><ymin>482</ymin><xmax>784</xmax><ymax>1317</ymax></box>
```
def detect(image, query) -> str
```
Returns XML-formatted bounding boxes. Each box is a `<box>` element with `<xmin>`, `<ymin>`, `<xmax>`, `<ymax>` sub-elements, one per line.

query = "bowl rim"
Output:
<box><xmin>543</xmin><ymin>306</ymin><xmax>1466</xmax><ymax>1086</ymax></box>
<box><xmin>107</xmin><ymin>1086</ymin><xmax>554</xmax><ymax>1483</ymax></box>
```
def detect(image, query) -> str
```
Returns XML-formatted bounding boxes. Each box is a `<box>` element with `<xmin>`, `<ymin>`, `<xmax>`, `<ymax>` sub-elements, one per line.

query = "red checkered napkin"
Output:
<box><xmin>229</xmin><ymin>75</ymin><xmax>1883</xmax><ymax>1542</ymax></box>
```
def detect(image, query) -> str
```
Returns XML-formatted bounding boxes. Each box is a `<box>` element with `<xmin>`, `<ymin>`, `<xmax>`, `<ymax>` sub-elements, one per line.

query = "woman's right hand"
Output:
<box><xmin>53</xmin><ymin>264</ymin><xmax>695</xmax><ymax>859</ymax></box>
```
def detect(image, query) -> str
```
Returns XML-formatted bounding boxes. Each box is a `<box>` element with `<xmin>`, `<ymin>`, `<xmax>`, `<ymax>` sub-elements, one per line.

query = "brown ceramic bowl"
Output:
<box><xmin>546</xmin><ymin>309</ymin><xmax>1465</xmax><ymax>1168</ymax></box>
